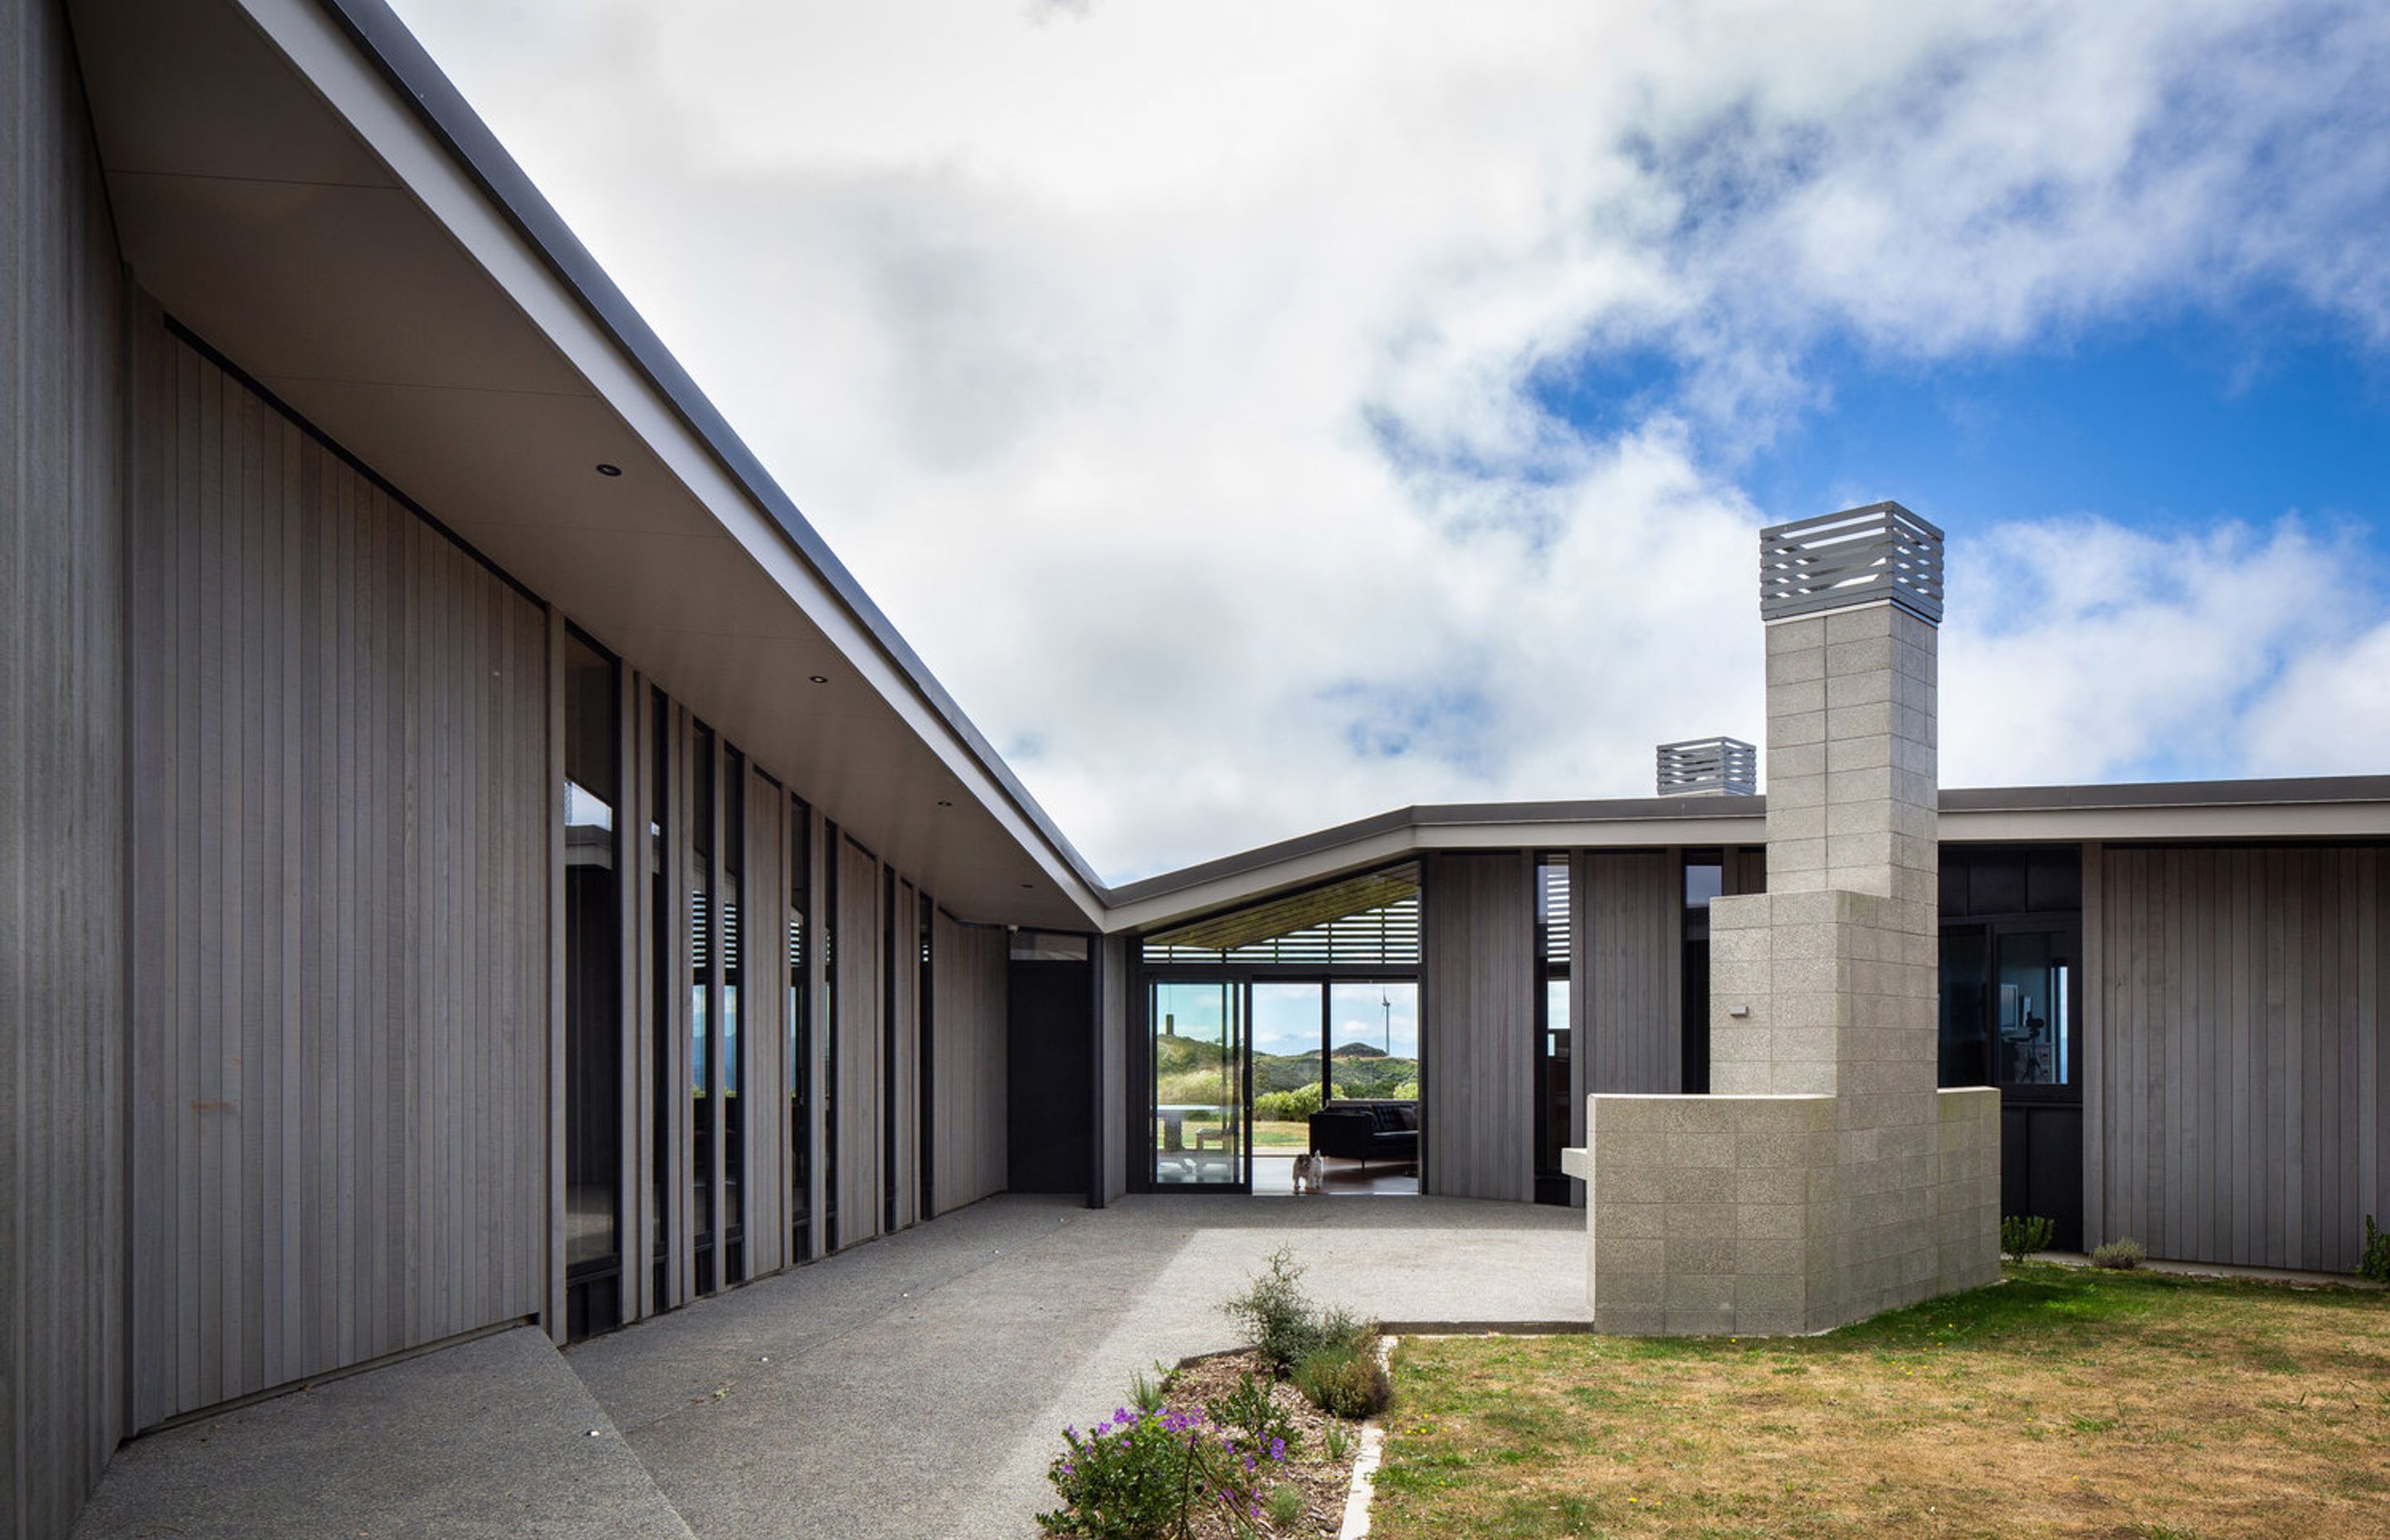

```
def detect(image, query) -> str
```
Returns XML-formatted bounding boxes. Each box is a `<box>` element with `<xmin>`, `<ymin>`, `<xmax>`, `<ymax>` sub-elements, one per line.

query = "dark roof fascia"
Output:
<box><xmin>1939</xmin><ymin>775</ymin><xmax>2390</xmax><ymax>812</ymax></box>
<box><xmin>308</xmin><ymin>0</ymin><xmax>1105</xmax><ymax>897</ymax></box>
<box><xmin>1102</xmin><ymin>795</ymin><xmax>1768</xmax><ymax>907</ymax></box>
<box><xmin>1104</xmin><ymin>775</ymin><xmax>2390</xmax><ymax>909</ymax></box>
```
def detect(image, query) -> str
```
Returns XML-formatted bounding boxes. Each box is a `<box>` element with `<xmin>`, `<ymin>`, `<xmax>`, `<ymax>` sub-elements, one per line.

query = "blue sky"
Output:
<box><xmin>393</xmin><ymin>0</ymin><xmax>2390</xmax><ymax>880</ymax></box>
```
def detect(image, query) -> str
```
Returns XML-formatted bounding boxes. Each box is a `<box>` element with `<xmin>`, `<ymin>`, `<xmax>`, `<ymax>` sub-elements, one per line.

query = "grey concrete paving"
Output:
<box><xmin>565</xmin><ymin>1192</ymin><xmax>1585</xmax><ymax>1540</ymax></box>
<box><xmin>70</xmin><ymin>1326</ymin><xmax>693</xmax><ymax>1540</ymax></box>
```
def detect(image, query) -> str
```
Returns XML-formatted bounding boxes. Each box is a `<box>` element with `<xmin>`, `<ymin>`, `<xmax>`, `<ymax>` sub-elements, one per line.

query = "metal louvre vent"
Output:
<box><xmin>1142</xmin><ymin>863</ymin><xmax>1422</xmax><ymax>966</ymax></box>
<box><xmin>1656</xmin><ymin>736</ymin><xmax>1758</xmax><ymax>797</ymax></box>
<box><xmin>1759</xmin><ymin>501</ymin><xmax>1944</xmax><ymax>624</ymax></box>
<box><xmin>787</xmin><ymin>914</ymin><xmax>804</xmax><ymax>972</ymax></box>
<box><xmin>719</xmin><ymin>899</ymin><xmax>739</xmax><ymax>969</ymax></box>
<box><xmin>690</xmin><ymin>889</ymin><xmax>710</xmax><ymax>969</ymax></box>
<box><xmin>1539</xmin><ymin>860</ymin><xmax>1570</xmax><ymax>964</ymax></box>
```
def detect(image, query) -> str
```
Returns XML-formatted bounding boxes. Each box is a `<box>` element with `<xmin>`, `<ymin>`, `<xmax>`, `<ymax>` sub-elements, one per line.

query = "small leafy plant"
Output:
<box><xmin>2090</xmin><ymin>1238</ymin><xmax>2146</xmax><ymax>1270</ymax></box>
<box><xmin>2001</xmin><ymin>1214</ymin><xmax>2055</xmax><ymax>1263</ymax></box>
<box><xmin>1223</xmin><ymin>1245</ymin><xmax>1356</xmax><ymax>1377</ymax></box>
<box><xmin>1128</xmin><ymin>1363</ymin><xmax>1171</xmax><ymax>1415</ymax></box>
<box><xmin>1323</xmin><ymin>1421</ymin><xmax>1353</xmax><ymax>1461</ymax></box>
<box><xmin>1265</xmin><ymin>1483</ymin><xmax>1305</xmax><ymax>1528</ymax></box>
<box><xmin>2358</xmin><ymin>1215</ymin><xmax>2390</xmax><ymax>1285</ymax></box>
<box><xmin>1295</xmin><ymin>1338</ymin><xmax>1392</xmax><ymax>1420</ymax></box>
<box><xmin>1206</xmin><ymin>1372</ymin><xmax>1301</xmax><ymax>1457</ymax></box>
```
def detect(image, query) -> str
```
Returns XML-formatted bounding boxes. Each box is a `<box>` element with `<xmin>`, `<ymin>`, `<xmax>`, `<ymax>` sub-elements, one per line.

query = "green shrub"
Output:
<box><xmin>1266</xmin><ymin>1484</ymin><xmax>1305</xmax><ymax>1528</ymax></box>
<box><xmin>1222</xmin><ymin>1247</ymin><xmax>1321</xmax><ymax>1376</ymax></box>
<box><xmin>1253</xmin><ymin>1082</ymin><xmax>1324</xmax><ymax>1123</ymax></box>
<box><xmin>1039</xmin><ymin>1406</ymin><xmax>1288</xmax><ymax>1539</ymax></box>
<box><xmin>1206</xmin><ymin>1372</ymin><xmax>1301</xmax><ymax>1456</ymax></box>
<box><xmin>1323</xmin><ymin>1421</ymin><xmax>1354</xmax><ymax>1461</ymax></box>
<box><xmin>2090</xmin><ymin>1238</ymin><xmax>2146</xmax><ymax>1270</ymax></box>
<box><xmin>2358</xmin><ymin>1215</ymin><xmax>2390</xmax><ymax>1285</ymax></box>
<box><xmin>1294</xmin><ymin>1339</ymin><xmax>1391</xmax><ymax>1420</ymax></box>
<box><xmin>1127</xmin><ymin>1363</ymin><xmax>1170</xmax><ymax>1415</ymax></box>
<box><xmin>2001</xmin><ymin>1214</ymin><xmax>2055</xmax><ymax>1263</ymax></box>
<box><xmin>1386</xmin><ymin>1079</ymin><xmax>1417</xmax><ymax>1102</ymax></box>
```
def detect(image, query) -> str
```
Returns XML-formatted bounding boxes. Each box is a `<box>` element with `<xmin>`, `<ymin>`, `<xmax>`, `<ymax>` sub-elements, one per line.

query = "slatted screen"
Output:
<box><xmin>1142</xmin><ymin>863</ymin><xmax>1422</xmax><ymax>966</ymax></box>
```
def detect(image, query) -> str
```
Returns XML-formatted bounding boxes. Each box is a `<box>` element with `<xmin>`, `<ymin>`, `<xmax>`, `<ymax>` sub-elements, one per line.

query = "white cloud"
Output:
<box><xmin>388</xmin><ymin>0</ymin><xmax>2390</xmax><ymax>878</ymax></box>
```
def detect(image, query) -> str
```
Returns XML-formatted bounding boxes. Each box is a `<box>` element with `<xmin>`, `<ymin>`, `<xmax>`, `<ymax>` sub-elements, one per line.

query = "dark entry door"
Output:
<box><xmin>1941</xmin><ymin>918</ymin><xmax>2084</xmax><ymax>1250</ymax></box>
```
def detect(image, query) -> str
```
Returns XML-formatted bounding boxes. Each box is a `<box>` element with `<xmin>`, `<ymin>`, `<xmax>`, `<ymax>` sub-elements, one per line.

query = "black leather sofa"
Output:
<box><xmin>1308</xmin><ymin>1102</ymin><xmax>1419</xmax><ymax>1168</ymax></box>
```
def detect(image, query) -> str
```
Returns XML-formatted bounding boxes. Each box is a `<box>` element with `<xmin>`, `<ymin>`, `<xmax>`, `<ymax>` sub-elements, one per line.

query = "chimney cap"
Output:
<box><xmin>1656</xmin><ymin>736</ymin><xmax>1758</xmax><ymax>797</ymax></box>
<box><xmin>1759</xmin><ymin>501</ymin><xmax>1944</xmax><ymax>625</ymax></box>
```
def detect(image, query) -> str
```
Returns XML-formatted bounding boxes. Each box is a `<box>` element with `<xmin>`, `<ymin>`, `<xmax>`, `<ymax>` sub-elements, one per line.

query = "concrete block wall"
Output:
<box><xmin>1576</xmin><ymin>511</ymin><xmax>1998</xmax><ymax>1335</ymax></box>
<box><xmin>1572</xmin><ymin>1094</ymin><xmax>1838</xmax><ymax>1336</ymax></box>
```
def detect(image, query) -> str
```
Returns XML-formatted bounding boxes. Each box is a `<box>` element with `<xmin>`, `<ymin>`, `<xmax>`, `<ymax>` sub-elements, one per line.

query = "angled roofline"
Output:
<box><xmin>307</xmin><ymin>0</ymin><xmax>1107</xmax><ymax>898</ymax></box>
<box><xmin>280</xmin><ymin>4</ymin><xmax>2389</xmax><ymax>932</ymax></box>
<box><xmin>1100</xmin><ymin>774</ymin><xmax>2390</xmax><ymax>930</ymax></box>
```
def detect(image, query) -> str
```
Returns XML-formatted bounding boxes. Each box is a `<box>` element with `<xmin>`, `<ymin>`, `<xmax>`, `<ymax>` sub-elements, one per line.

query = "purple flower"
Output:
<box><xmin>1271</xmin><ymin>1437</ymin><xmax>1287</xmax><ymax>1460</ymax></box>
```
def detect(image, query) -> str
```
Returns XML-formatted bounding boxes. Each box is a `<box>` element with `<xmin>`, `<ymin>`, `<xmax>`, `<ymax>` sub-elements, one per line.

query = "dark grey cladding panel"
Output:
<box><xmin>1759</xmin><ymin>501</ymin><xmax>1945</xmax><ymax>625</ymax></box>
<box><xmin>1656</xmin><ymin>736</ymin><xmax>1758</xmax><ymax>797</ymax></box>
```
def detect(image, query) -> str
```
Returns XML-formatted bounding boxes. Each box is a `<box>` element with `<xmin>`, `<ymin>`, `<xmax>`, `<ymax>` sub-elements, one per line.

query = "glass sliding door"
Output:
<box><xmin>690</xmin><ymin>725</ymin><xmax>716</xmax><ymax>1294</ymax></box>
<box><xmin>1150</xmin><ymin>980</ymin><xmax>1245</xmax><ymax>1187</ymax></box>
<box><xmin>1251</xmin><ymin>982</ymin><xmax>1322</xmax><ymax>1168</ymax></box>
<box><xmin>1329</xmin><ymin>982</ymin><xmax>1417</xmax><ymax>1102</ymax></box>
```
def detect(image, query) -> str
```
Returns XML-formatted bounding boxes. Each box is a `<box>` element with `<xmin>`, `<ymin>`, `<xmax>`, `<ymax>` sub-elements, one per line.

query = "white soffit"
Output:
<box><xmin>68</xmin><ymin>0</ymin><xmax>1102</xmax><ymax>927</ymax></box>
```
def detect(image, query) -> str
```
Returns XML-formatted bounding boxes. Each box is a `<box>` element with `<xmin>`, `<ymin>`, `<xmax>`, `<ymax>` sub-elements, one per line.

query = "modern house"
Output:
<box><xmin>5</xmin><ymin>0</ymin><xmax>2386</xmax><ymax>1534</ymax></box>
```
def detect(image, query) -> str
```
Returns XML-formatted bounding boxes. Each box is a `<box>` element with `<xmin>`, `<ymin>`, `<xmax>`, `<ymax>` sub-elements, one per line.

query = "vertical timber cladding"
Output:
<box><xmin>1422</xmin><ymin>851</ymin><xmax>1536</xmax><ymax>1201</ymax></box>
<box><xmin>930</xmin><ymin>912</ymin><xmax>1011</xmax><ymax>1214</ymax></box>
<box><xmin>835</xmin><ymin>837</ymin><xmax>885</xmax><ymax>1245</ymax></box>
<box><xmin>1575</xmin><ymin>850</ymin><xmax>1683</xmax><ymax>1096</ymax></box>
<box><xmin>2</xmin><ymin>0</ymin><xmax>129</xmax><ymax>1522</ymax></box>
<box><xmin>2095</xmin><ymin>844</ymin><xmax>2387</xmax><ymax>1273</ymax></box>
<box><xmin>124</xmin><ymin>322</ymin><xmax>549</xmax><ymax>1430</ymax></box>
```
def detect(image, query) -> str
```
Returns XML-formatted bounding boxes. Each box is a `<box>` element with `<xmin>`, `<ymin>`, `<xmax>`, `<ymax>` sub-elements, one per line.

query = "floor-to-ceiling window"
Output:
<box><xmin>1534</xmin><ymin>855</ymin><xmax>1572</xmax><ymax>1205</ymax></box>
<box><xmin>720</xmin><ymin>745</ymin><xmax>747</xmax><ymax>1286</ymax></box>
<box><xmin>563</xmin><ymin>631</ymin><xmax>623</xmax><ymax>1339</ymax></box>
<box><xmin>1939</xmin><ymin>845</ymin><xmax>2085</xmax><ymax>1249</ymax></box>
<box><xmin>690</xmin><ymin>725</ymin><xmax>717</xmax><ymax>1293</ymax></box>
<box><xmin>1138</xmin><ymin>863</ymin><xmax>1421</xmax><ymax>1195</ymax></box>
<box><xmin>787</xmin><ymin>798</ymin><xmax>812</xmax><ymax>1262</ymax></box>
<box><xmin>1680</xmin><ymin>853</ymin><xmax>1724</xmax><ymax>1095</ymax></box>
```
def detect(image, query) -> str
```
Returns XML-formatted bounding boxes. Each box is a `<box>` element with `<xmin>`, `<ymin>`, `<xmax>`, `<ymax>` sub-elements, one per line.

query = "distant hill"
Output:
<box><xmin>1332</xmin><ymin>1041</ymin><xmax>1388</xmax><ymax>1059</ymax></box>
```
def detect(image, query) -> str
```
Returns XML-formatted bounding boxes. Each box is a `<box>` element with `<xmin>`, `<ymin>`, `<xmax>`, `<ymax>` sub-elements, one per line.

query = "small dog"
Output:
<box><xmin>1292</xmin><ymin>1153</ymin><xmax>1327</xmax><ymax>1194</ymax></box>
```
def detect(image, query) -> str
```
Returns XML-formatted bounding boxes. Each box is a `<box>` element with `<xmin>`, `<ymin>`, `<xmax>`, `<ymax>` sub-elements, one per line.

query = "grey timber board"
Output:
<box><xmin>1422</xmin><ymin>852</ymin><xmax>1534</xmax><ymax>1201</ymax></box>
<box><xmin>2093</xmin><ymin>844</ymin><xmax>2388</xmax><ymax>1272</ymax></box>
<box><xmin>1584</xmin><ymin>850</ymin><xmax>1681</xmax><ymax>1094</ymax></box>
<box><xmin>2</xmin><ymin>1</ymin><xmax>130</xmax><ymax>1528</ymax></box>
<box><xmin>930</xmin><ymin>914</ymin><xmax>1008</xmax><ymax>1214</ymax></box>
<box><xmin>127</xmin><ymin>328</ymin><xmax>549</xmax><ymax>1430</ymax></box>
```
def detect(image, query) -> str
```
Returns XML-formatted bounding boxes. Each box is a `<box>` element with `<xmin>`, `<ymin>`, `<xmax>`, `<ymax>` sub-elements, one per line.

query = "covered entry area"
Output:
<box><xmin>1133</xmin><ymin>865</ymin><xmax>1422</xmax><ymax>1195</ymax></box>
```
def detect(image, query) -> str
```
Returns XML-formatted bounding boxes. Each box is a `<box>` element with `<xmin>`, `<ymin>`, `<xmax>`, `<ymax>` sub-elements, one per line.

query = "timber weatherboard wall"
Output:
<box><xmin>2</xmin><ymin>0</ymin><xmax>129</xmax><ymax>1526</ymax></box>
<box><xmin>930</xmin><ymin>912</ymin><xmax>1010</xmax><ymax>1213</ymax></box>
<box><xmin>1578</xmin><ymin>850</ymin><xmax>1682</xmax><ymax>1096</ymax></box>
<box><xmin>1422</xmin><ymin>852</ymin><xmax>1535</xmax><ymax>1201</ymax></box>
<box><xmin>2090</xmin><ymin>843</ymin><xmax>2388</xmax><ymax>1273</ymax></box>
<box><xmin>125</xmin><ymin>320</ymin><xmax>551</xmax><ymax>1428</ymax></box>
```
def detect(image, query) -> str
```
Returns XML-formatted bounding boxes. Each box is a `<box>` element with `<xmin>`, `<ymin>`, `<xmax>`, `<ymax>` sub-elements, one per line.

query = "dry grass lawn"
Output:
<box><xmin>1373</xmin><ymin>1265</ymin><xmax>2390</xmax><ymax>1538</ymax></box>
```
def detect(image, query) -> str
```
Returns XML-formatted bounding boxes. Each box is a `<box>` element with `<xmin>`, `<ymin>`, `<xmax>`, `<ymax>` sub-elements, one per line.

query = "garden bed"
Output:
<box><xmin>1168</xmin><ymin>1350</ymin><xmax>1360</xmax><ymax>1538</ymax></box>
<box><xmin>1038</xmin><ymin>1247</ymin><xmax>1388</xmax><ymax>1539</ymax></box>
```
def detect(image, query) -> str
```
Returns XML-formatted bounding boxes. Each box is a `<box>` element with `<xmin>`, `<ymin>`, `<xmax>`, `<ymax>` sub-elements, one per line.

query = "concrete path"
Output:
<box><xmin>70</xmin><ymin>1326</ymin><xmax>694</xmax><ymax>1540</ymax></box>
<box><xmin>67</xmin><ymin>1194</ymin><xmax>1581</xmax><ymax>1539</ymax></box>
<box><xmin>565</xmin><ymin>1192</ymin><xmax>1586</xmax><ymax>1540</ymax></box>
